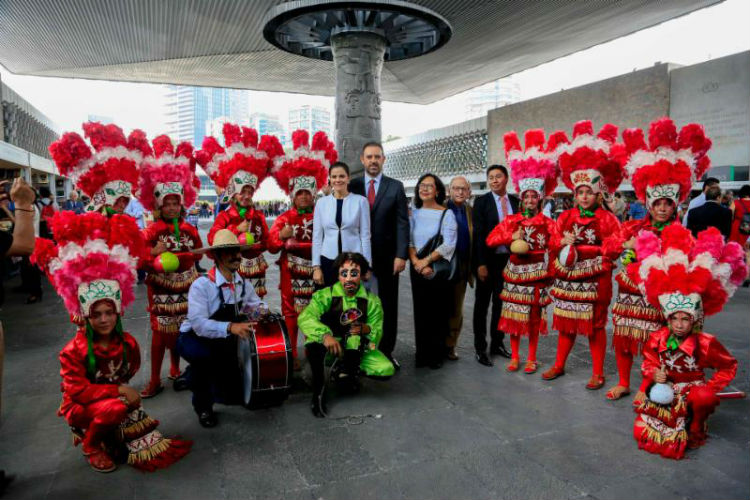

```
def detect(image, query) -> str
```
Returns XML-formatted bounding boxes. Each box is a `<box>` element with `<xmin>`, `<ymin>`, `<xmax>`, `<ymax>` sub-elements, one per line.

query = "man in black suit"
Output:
<box><xmin>472</xmin><ymin>165</ymin><xmax>518</xmax><ymax>366</ymax></box>
<box><xmin>350</xmin><ymin>142</ymin><xmax>410</xmax><ymax>368</ymax></box>
<box><xmin>687</xmin><ymin>183</ymin><xmax>732</xmax><ymax>239</ymax></box>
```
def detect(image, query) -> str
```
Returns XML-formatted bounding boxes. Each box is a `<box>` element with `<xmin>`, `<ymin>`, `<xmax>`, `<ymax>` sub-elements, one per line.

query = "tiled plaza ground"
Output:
<box><xmin>0</xmin><ymin>222</ymin><xmax>748</xmax><ymax>499</ymax></box>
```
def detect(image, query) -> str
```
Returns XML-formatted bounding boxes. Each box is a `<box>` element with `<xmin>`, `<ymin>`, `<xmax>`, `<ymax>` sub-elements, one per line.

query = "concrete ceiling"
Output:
<box><xmin>0</xmin><ymin>0</ymin><xmax>720</xmax><ymax>104</ymax></box>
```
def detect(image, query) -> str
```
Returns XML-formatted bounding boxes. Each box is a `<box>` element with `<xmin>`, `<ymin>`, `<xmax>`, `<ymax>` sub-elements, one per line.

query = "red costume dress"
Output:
<box><xmin>487</xmin><ymin>212</ymin><xmax>556</xmax><ymax>366</ymax></box>
<box><xmin>609</xmin><ymin>118</ymin><xmax>714</xmax><ymax>399</ymax></box>
<box><xmin>209</xmin><ymin>204</ymin><xmax>269</xmax><ymax>297</ymax></box>
<box><xmin>628</xmin><ymin>224</ymin><xmax>747</xmax><ymax>460</ymax></box>
<box><xmin>268</xmin><ymin>208</ymin><xmax>314</xmax><ymax>358</ymax></box>
<box><xmin>634</xmin><ymin>328</ymin><xmax>736</xmax><ymax>459</ymax></box>
<box><xmin>143</xmin><ymin>218</ymin><xmax>202</xmax><ymax>381</ymax></box>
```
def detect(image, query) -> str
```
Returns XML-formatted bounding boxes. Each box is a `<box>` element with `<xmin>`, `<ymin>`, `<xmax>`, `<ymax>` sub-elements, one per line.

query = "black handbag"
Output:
<box><xmin>416</xmin><ymin>209</ymin><xmax>458</xmax><ymax>281</ymax></box>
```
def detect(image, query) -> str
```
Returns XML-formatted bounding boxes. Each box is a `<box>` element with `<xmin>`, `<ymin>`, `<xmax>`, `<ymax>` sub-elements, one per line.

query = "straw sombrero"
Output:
<box><xmin>193</xmin><ymin>229</ymin><xmax>252</xmax><ymax>255</ymax></box>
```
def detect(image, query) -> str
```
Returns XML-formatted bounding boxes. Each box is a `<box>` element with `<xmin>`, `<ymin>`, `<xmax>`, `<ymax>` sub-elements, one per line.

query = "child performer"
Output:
<box><xmin>542</xmin><ymin>121</ymin><xmax>624</xmax><ymax>390</ymax></box>
<box><xmin>268</xmin><ymin>130</ymin><xmax>336</xmax><ymax>370</ymax></box>
<box><xmin>197</xmin><ymin>123</ymin><xmax>284</xmax><ymax>298</ymax></box>
<box><xmin>32</xmin><ymin>211</ymin><xmax>190</xmax><ymax>473</ymax></box>
<box><xmin>137</xmin><ymin>136</ymin><xmax>203</xmax><ymax>398</ymax></box>
<box><xmin>607</xmin><ymin>118</ymin><xmax>713</xmax><ymax>402</ymax></box>
<box><xmin>486</xmin><ymin>129</ymin><xmax>559</xmax><ymax>374</ymax></box>
<box><xmin>629</xmin><ymin>224</ymin><xmax>746</xmax><ymax>459</ymax></box>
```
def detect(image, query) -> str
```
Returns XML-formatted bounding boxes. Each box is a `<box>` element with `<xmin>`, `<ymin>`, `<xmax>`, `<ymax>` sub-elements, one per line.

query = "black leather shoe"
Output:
<box><xmin>475</xmin><ymin>352</ymin><xmax>494</xmax><ymax>367</ymax></box>
<box><xmin>429</xmin><ymin>360</ymin><xmax>443</xmax><ymax>370</ymax></box>
<box><xmin>198</xmin><ymin>410</ymin><xmax>217</xmax><ymax>428</ymax></box>
<box><xmin>490</xmin><ymin>344</ymin><xmax>512</xmax><ymax>359</ymax></box>
<box><xmin>173</xmin><ymin>371</ymin><xmax>191</xmax><ymax>392</ymax></box>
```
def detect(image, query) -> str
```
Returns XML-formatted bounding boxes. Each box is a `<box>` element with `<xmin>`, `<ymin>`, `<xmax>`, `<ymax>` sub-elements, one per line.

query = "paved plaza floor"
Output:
<box><xmin>0</xmin><ymin>224</ymin><xmax>748</xmax><ymax>499</ymax></box>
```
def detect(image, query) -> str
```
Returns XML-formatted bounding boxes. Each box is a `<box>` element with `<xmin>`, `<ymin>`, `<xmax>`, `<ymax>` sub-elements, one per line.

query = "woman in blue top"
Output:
<box><xmin>408</xmin><ymin>173</ymin><xmax>457</xmax><ymax>369</ymax></box>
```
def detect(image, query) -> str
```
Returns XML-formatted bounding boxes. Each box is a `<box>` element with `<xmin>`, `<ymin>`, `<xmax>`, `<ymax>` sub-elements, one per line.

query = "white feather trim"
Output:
<box><xmin>624</xmin><ymin>148</ymin><xmax>697</xmax><ymax>178</ymax></box>
<box><xmin>69</xmin><ymin>146</ymin><xmax>143</xmax><ymax>183</ymax></box>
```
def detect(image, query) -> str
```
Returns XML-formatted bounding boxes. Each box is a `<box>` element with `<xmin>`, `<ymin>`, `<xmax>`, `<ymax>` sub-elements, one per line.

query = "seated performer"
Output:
<box><xmin>32</xmin><ymin>211</ymin><xmax>190</xmax><ymax>473</ymax></box>
<box><xmin>607</xmin><ymin>118</ymin><xmax>713</xmax><ymax>402</ymax></box>
<box><xmin>197</xmin><ymin>123</ymin><xmax>284</xmax><ymax>298</ymax></box>
<box><xmin>49</xmin><ymin>121</ymin><xmax>149</xmax><ymax>216</ymax></box>
<box><xmin>629</xmin><ymin>224</ymin><xmax>746</xmax><ymax>459</ymax></box>
<box><xmin>299</xmin><ymin>252</ymin><xmax>394</xmax><ymax>418</ymax></box>
<box><xmin>267</xmin><ymin>130</ymin><xmax>335</xmax><ymax>371</ymax></box>
<box><xmin>177</xmin><ymin>229</ymin><xmax>266</xmax><ymax>428</ymax></box>
<box><xmin>542</xmin><ymin>121</ymin><xmax>624</xmax><ymax>390</ymax></box>
<box><xmin>486</xmin><ymin>129</ymin><xmax>559</xmax><ymax>373</ymax></box>
<box><xmin>137</xmin><ymin>135</ymin><xmax>203</xmax><ymax>398</ymax></box>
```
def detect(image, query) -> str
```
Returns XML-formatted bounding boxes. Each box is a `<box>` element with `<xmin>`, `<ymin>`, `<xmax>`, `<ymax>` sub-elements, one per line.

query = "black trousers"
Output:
<box><xmin>472</xmin><ymin>253</ymin><xmax>510</xmax><ymax>354</ymax></box>
<box><xmin>177</xmin><ymin>331</ymin><xmax>241</xmax><ymax>413</ymax></box>
<box><xmin>373</xmin><ymin>268</ymin><xmax>399</xmax><ymax>357</ymax></box>
<box><xmin>20</xmin><ymin>256</ymin><xmax>41</xmax><ymax>296</ymax></box>
<box><xmin>320</xmin><ymin>256</ymin><xmax>338</xmax><ymax>288</ymax></box>
<box><xmin>410</xmin><ymin>267</ymin><xmax>452</xmax><ymax>364</ymax></box>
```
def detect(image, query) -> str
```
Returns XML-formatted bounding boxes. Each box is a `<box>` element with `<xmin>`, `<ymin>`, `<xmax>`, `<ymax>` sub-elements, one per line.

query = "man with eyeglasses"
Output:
<box><xmin>299</xmin><ymin>252</ymin><xmax>395</xmax><ymax>417</ymax></box>
<box><xmin>445</xmin><ymin>176</ymin><xmax>474</xmax><ymax>360</ymax></box>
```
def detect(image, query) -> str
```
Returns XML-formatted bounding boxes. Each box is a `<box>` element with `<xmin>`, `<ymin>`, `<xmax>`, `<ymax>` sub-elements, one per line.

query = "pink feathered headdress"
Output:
<box><xmin>138</xmin><ymin>135</ymin><xmax>199</xmax><ymax>211</ymax></box>
<box><xmin>627</xmin><ymin>224</ymin><xmax>747</xmax><ymax>324</ymax></box>
<box><xmin>49</xmin><ymin>122</ymin><xmax>147</xmax><ymax>212</ymax></box>
<box><xmin>553</xmin><ymin>120</ymin><xmax>624</xmax><ymax>195</ymax></box>
<box><xmin>619</xmin><ymin>118</ymin><xmax>711</xmax><ymax>208</ymax></box>
<box><xmin>504</xmin><ymin>129</ymin><xmax>560</xmax><ymax>198</ymax></box>
<box><xmin>272</xmin><ymin>130</ymin><xmax>336</xmax><ymax>197</ymax></box>
<box><xmin>31</xmin><ymin>211</ymin><xmax>146</xmax><ymax>321</ymax></box>
<box><xmin>195</xmin><ymin>123</ymin><xmax>284</xmax><ymax>203</ymax></box>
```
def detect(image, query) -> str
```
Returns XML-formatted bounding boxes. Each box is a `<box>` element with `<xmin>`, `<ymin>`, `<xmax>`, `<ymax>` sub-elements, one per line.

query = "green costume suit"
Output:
<box><xmin>298</xmin><ymin>282</ymin><xmax>395</xmax><ymax>377</ymax></box>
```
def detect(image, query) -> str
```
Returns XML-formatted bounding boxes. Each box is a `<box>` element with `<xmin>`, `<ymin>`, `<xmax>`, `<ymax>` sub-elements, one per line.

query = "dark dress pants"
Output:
<box><xmin>472</xmin><ymin>253</ymin><xmax>509</xmax><ymax>354</ymax></box>
<box><xmin>373</xmin><ymin>268</ymin><xmax>399</xmax><ymax>357</ymax></box>
<box><xmin>410</xmin><ymin>267</ymin><xmax>451</xmax><ymax>365</ymax></box>
<box><xmin>177</xmin><ymin>331</ymin><xmax>240</xmax><ymax>413</ymax></box>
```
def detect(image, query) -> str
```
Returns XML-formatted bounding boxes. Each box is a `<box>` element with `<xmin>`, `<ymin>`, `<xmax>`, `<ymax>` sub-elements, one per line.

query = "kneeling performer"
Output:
<box><xmin>299</xmin><ymin>252</ymin><xmax>394</xmax><ymax>417</ymax></box>
<box><xmin>177</xmin><ymin>229</ymin><xmax>266</xmax><ymax>428</ymax></box>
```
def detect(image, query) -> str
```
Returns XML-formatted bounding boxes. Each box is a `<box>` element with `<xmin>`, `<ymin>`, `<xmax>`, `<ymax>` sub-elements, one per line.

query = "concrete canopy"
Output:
<box><xmin>0</xmin><ymin>0</ymin><xmax>719</xmax><ymax>104</ymax></box>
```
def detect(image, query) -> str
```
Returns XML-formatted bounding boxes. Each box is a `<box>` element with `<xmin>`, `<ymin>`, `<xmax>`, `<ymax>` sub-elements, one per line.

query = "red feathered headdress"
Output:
<box><xmin>49</xmin><ymin>122</ymin><xmax>147</xmax><ymax>212</ymax></box>
<box><xmin>553</xmin><ymin>120</ymin><xmax>624</xmax><ymax>195</ymax></box>
<box><xmin>628</xmin><ymin>224</ymin><xmax>747</xmax><ymax>325</ymax></box>
<box><xmin>504</xmin><ymin>129</ymin><xmax>560</xmax><ymax>198</ymax></box>
<box><xmin>30</xmin><ymin>211</ymin><xmax>146</xmax><ymax>321</ymax></box>
<box><xmin>620</xmin><ymin>118</ymin><xmax>711</xmax><ymax>208</ymax></box>
<box><xmin>195</xmin><ymin>123</ymin><xmax>283</xmax><ymax>203</ymax></box>
<box><xmin>137</xmin><ymin>135</ymin><xmax>199</xmax><ymax>211</ymax></box>
<box><xmin>272</xmin><ymin>130</ymin><xmax>336</xmax><ymax>197</ymax></box>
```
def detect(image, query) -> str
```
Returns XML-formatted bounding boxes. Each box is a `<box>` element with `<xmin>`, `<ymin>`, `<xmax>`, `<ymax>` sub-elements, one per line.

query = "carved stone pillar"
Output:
<box><xmin>331</xmin><ymin>32</ymin><xmax>386</xmax><ymax>175</ymax></box>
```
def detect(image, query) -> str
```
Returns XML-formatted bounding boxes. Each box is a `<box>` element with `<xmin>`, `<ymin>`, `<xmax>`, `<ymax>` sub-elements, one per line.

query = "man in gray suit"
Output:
<box><xmin>350</xmin><ymin>142</ymin><xmax>410</xmax><ymax>368</ymax></box>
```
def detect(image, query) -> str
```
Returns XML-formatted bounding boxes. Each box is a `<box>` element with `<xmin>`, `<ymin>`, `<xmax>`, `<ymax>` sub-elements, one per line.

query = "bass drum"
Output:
<box><xmin>237</xmin><ymin>314</ymin><xmax>293</xmax><ymax>409</ymax></box>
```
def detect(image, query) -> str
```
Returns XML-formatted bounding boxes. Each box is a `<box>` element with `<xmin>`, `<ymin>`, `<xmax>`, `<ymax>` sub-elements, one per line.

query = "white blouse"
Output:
<box><xmin>409</xmin><ymin>207</ymin><xmax>458</xmax><ymax>262</ymax></box>
<box><xmin>312</xmin><ymin>193</ymin><xmax>372</xmax><ymax>266</ymax></box>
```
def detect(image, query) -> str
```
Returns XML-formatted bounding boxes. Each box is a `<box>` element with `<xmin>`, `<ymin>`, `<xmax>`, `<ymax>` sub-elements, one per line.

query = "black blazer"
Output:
<box><xmin>350</xmin><ymin>175</ymin><xmax>410</xmax><ymax>274</ymax></box>
<box><xmin>471</xmin><ymin>191</ymin><xmax>520</xmax><ymax>270</ymax></box>
<box><xmin>687</xmin><ymin>201</ymin><xmax>732</xmax><ymax>240</ymax></box>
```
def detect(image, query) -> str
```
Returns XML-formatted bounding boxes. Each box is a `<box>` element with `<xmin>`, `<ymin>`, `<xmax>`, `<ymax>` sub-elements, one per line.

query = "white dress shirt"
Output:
<box><xmin>364</xmin><ymin>172</ymin><xmax>383</xmax><ymax>197</ymax></box>
<box><xmin>180</xmin><ymin>269</ymin><xmax>264</xmax><ymax>339</ymax></box>
<box><xmin>312</xmin><ymin>193</ymin><xmax>372</xmax><ymax>266</ymax></box>
<box><xmin>492</xmin><ymin>192</ymin><xmax>514</xmax><ymax>253</ymax></box>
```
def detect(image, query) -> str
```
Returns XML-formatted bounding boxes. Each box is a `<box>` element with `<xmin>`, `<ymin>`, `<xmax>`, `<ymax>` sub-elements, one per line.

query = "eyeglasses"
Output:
<box><xmin>418</xmin><ymin>184</ymin><xmax>436</xmax><ymax>191</ymax></box>
<box><xmin>451</xmin><ymin>186</ymin><xmax>469</xmax><ymax>192</ymax></box>
<box><xmin>339</xmin><ymin>269</ymin><xmax>360</xmax><ymax>278</ymax></box>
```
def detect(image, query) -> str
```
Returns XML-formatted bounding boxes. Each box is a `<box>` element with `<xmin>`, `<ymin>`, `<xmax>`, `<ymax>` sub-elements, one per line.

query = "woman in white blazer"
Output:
<box><xmin>312</xmin><ymin>162</ymin><xmax>372</xmax><ymax>286</ymax></box>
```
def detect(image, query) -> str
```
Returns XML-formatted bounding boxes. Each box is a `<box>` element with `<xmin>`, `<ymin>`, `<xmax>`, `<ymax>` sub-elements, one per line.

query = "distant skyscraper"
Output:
<box><xmin>288</xmin><ymin>105</ymin><xmax>332</xmax><ymax>137</ymax></box>
<box><xmin>165</xmin><ymin>85</ymin><xmax>249</xmax><ymax>146</ymax></box>
<box><xmin>205</xmin><ymin>115</ymin><xmax>250</xmax><ymax>139</ymax></box>
<box><xmin>250</xmin><ymin>112</ymin><xmax>287</xmax><ymax>146</ymax></box>
<box><xmin>464</xmin><ymin>78</ymin><xmax>520</xmax><ymax>120</ymax></box>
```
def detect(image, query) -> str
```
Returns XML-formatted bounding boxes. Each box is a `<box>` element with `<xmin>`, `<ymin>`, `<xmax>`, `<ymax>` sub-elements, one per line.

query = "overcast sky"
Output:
<box><xmin>0</xmin><ymin>0</ymin><xmax>748</xmax><ymax>199</ymax></box>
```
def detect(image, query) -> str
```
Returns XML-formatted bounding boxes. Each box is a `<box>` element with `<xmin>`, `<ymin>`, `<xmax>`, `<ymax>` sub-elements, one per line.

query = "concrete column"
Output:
<box><xmin>331</xmin><ymin>32</ymin><xmax>386</xmax><ymax>176</ymax></box>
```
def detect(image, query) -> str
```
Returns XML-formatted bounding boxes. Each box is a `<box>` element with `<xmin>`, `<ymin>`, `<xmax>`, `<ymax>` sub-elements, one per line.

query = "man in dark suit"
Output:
<box><xmin>472</xmin><ymin>165</ymin><xmax>518</xmax><ymax>366</ymax></box>
<box><xmin>350</xmin><ymin>142</ymin><xmax>410</xmax><ymax>368</ymax></box>
<box><xmin>687</xmin><ymin>183</ymin><xmax>732</xmax><ymax>239</ymax></box>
